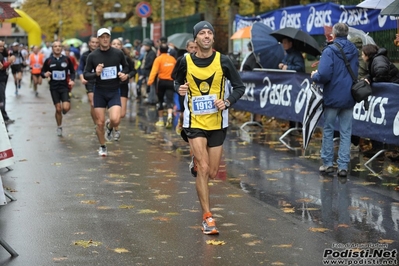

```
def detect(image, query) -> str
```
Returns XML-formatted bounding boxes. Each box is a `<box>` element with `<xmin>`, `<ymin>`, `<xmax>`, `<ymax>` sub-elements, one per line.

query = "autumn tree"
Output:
<box><xmin>20</xmin><ymin>0</ymin><xmax>280</xmax><ymax>42</ymax></box>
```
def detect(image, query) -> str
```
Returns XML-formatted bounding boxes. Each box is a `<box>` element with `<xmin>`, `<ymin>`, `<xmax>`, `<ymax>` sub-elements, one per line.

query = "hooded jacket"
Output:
<box><xmin>367</xmin><ymin>48</ymin><xmax>399</xmax><ymax>84</ymax></box>
<box><xmin>312</xmin><ymin>37</ymin><xmax>358</xmax><ymax>108</ymax></box>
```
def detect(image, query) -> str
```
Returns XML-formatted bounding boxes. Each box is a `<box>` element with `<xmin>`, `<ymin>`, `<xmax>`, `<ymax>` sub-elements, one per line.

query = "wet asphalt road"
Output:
<box><xmin>0</xmin><ymin>74</ymin><xmax>398</xmax><ymax>266</ymax></box>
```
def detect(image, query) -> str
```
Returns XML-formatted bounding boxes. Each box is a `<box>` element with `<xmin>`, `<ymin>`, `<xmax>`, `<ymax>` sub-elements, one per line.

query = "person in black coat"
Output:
<box><xmin>361</xmin><ymin>44</ymin><xmax>399</xmax><ymax>156</ymax></box>
<box><xmin>362</xmin><ymin>44</ymin><xmax>399</xmax><ymax>84</ymax></box>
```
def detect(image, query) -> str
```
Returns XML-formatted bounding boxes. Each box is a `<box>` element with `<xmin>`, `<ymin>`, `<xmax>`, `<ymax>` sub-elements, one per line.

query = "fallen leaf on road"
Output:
<box><xmin>378</xmin><ymin>239</ymin><xmax>395</xmax><ymax>244</ymax></box>
<box><xmin>309</xmin><ymin>227</ymin><xmax>329</xmax><ymax>233</ymax></box>
<box><xmin>359</xmin><ymin>197</ymin><xmax>371</xmax><ymax>200</ymax></box>
<box><xmin>299</xmin><ymin>207</ymin><xmax>319</xmax><ymax>211</ymax></box>
<box><xmin>281</xmin><ymin>207</ymin><xmax>295</xmax><ymax>213</ymax></box>
<box><xmin>165</xmin><ymin>212</ymin><xmax>179</xmax><ymax>216</ymax></box>
<box><xmin>352</xmin><ymin>167</ymin><xmax>366</xmax><ymax>172</ymax></box>
<box><xmin>271</xmin><ymin>262</ymin><xmax>285</xmax><ymax>265</ymax></box>
<box><xmin>272</xmin><ymin>244</ymin><xmax>293</xmax><ymax>248</ymax></box>
<box><xmin>138</xmin><ymin>209</ymin><xmax>158</xmax><ymax>214</ymax></box>
<box><xmin>337</xmin><ymin>224</ymin><xmax>349</xmax><ymax>228</ymax></box>
<box><xmin>80</xmin><ymin>200</ymin><xmax>98</xmax><ymax>205</ymax></box>
<box><xmin>263</xmin><ymin>170</ymin><xmax>281</xmax><ymax>174</ymax></box>
<box><xmin>241</xmin><ymin>233</ymin><xmax>255</xmax><ymax>238</ymax></box>
<box><xmin>154</xmin><ymin>194</ymin><xmax>171</xmax><ymax>200</ymax></box>
<box><xmin>108</xmin><ymin>174</ymin><xmax>126</xmax><ymax>178</ymax></box>
<box><xmin>227</xmin><ymin>194</ymin><xmax>243</xmax><ymax>198</ymax></box>
<box><xmin>296</xmin><ymin>198</ymin><xmax>312</xmax><ymax>203</ymax></box>
<box><xmin>352</xmin><ymin>181</ymin><xmax>376</xmax><ymax>186</ymax></box>
<box><xmin>118</xmin><ymin>205</ymin><xmax>134</xmax><ymax>209</ymax></box>
<box><xmin>206</xmin><ymin>240</ymin><xmax>226</xmax><ymax>245</ymax></box>
<box><xmin>97</xmin><ymin>206</ymin><xmax>111</xmax><ymax>210</ymax></box>
<box><xmin>53</xmin><ymin>257</ymin><xmax>68</xmax><ymax>262</ymax></box>
<box><xmin>246</xmin><ymin>240</ymin><xmax>262</xmax><ymax>246</ymax></box>
<box><xmin>240</xmin><ymin>156</ymin><xmax>256</xmax><ymax>160</ymax></box>
<box><xmin>382</xmin><ymin>183</ymin><xmax>398</xmax><ymax>187</ymax></box>
<box><xmin>73</xmin><ymin>240</ymin><xmax>102</xmax><ymax>248</ymax></box>
<box><xmin>113</xmin><ymin>248</ymin><xmax>129</xmax><ymax>253</ymax></box>
<box><xmin>152</xmin><ymin>216</ymin><xmax>171</xmax><ymax>222</ymax></box>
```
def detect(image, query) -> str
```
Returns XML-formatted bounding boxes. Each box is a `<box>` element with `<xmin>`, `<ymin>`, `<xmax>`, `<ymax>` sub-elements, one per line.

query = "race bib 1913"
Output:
<box><xmin>191</xmin><ymin>94</ymin><xmax>218</xmax><ymax>115</ymax></box>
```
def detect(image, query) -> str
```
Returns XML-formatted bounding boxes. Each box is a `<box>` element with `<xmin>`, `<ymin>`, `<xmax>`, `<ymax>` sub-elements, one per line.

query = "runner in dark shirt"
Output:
<box><xmin>78</xmin><ymin>36</ymin><xmax>99</xmax><ymax>127</ymax></box>
<box><xmin>41</xmin><ymin>41</ymin><xmax>75</xmax><ymax>137</ymax></box>
<box><xmin>83</xmin><ymin>28</ymin><xmax>129</xmax><ymax>156</ymax></box>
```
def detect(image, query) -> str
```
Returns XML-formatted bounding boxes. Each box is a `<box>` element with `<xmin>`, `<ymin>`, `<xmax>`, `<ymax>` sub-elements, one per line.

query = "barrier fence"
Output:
<box><xmin>232</xmin><ymin>70</ymin><xmax>399</xmax><ymax>146</ymax></box>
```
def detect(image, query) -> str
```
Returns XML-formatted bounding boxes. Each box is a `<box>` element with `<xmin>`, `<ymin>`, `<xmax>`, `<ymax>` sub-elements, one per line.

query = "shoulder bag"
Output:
<box><xmin>334</xmin><ymin>43</ymin><xmax>372</xmax><ymax>110</ymax></box>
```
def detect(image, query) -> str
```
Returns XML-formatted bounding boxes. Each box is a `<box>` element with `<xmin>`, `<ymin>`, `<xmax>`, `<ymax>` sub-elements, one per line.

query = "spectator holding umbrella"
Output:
<box><xmin>278</xmin><ymin>37</ymin><xmax>305</xmax><ymax>72</ymax></box>
<box><xmin>278</xmin><ymin>37</ymin><xmax>305</xmax><ymax>133</ymax></box>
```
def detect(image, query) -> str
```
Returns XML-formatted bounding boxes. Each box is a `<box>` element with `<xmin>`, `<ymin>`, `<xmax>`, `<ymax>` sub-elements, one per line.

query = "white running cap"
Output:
<box><xmin>97</xmin><ymin>28</ymin><xmax>111</xmax><ymax>37</ymax></box>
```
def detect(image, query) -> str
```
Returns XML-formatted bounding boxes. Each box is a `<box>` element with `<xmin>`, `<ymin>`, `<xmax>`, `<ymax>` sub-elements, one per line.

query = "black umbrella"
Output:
<box><xmin>270</xmin><ymin>27</ymin><xmax>321</xmax><ymax>57</ymax></box>
<box><xmin>381</xmin><ymin>0</ymin><xmax>399</xmax><ymax>16</ymax></box>
<box><xmin>0</xmin><ymin>2</ymin><xmax>20</xmax><ymax>20</ymax></box>
<box><xmin>302</xmin><ymin>83</ymin><xmax>324</xmax><ymax>150</ymax></box>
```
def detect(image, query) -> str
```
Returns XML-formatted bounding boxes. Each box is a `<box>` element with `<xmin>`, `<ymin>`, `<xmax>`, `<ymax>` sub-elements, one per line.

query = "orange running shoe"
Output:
<box><xmin>202</xmin><ymin>215</ymin><xmax>219</xmax><ymax>235</ymax></box>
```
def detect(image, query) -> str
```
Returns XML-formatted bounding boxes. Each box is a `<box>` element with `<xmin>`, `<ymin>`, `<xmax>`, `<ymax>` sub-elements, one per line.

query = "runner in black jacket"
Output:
<box><xmin>41</xmin><ymin>41</ymin><xmax>75</xmax><ymax>137</ymax></box>
<box><xmin>78</xmin><ymin>36</ymin><xmax>99</xmax><ymax>126</ymax></box>
<box><xmin>83</xmin><ymin>28</ymin><xmax>129</xmax><ymax>156</ymax></box>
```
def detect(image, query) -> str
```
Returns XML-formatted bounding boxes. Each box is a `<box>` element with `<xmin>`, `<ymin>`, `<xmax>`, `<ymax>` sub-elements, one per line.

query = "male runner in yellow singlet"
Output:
<box><xmin>175</xmin><ymin>21</ymin><xmax>245</xmax><ymax>235</ymax></box>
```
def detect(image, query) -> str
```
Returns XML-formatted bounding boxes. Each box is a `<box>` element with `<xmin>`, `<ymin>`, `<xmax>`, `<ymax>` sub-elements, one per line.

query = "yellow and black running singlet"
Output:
<box><xmin>184</xmin><ymin>52</ymin><xmax>227</xmax><ymax>130</ymax></box>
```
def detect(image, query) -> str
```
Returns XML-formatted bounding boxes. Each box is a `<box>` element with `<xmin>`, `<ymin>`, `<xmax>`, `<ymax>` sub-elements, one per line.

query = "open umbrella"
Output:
<box><xmin>270</xmin><ymin>27</ymin><xmax>321</xmax><ymax>57</ymax></box>
<box><xmin>230</xmin><ymin>26</ymin><xmax>251</xmax><ymax>40</ymax></box>
<box><xmin>250</xmin><ymin>22</ymin><xmax>284</xmax><ymax>69</ymax></box>
<box><xmin>62</xmin><ymin>38</ymin><xmax>83</xmax><ymax>47</ymax></box>
<box><xmin>0</xmin><ymin>2</ymin><xmax>20</xmax><ymax>21</ymax></box>
<box><xmin>302</xmin><ymin>83</ymin><xmax>324</xmax><ymax>150</ymax></box>
<box><xmin>348</xmin><ymin>27</ymin><xmax>376</xmax><ymax>45</ymax></box>
<box><xmin>381</xmin><ymin>0</ymin><xmax>399</xmax><ymax>15</ymax></box>
<box><xmin>167</xmin><ymin>33</ymin><xmax>192</xmax><ymax>50</ymax></box>
<box><xmin>357</xmin><ymin>0</ymin><xmax>394</xmax><ymax>9</ymax></box>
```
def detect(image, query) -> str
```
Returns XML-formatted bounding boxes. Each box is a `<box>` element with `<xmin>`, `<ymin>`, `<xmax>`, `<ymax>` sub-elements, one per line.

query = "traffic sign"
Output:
<box><xmin>136</xmin><ymin>2</ymin><xmax>152</xmax><ymax>18</ymax></box>
<box><xmin>104</xmin><ymin>12</ymin><xmax>126</xmax><ymax>19</ymax></box>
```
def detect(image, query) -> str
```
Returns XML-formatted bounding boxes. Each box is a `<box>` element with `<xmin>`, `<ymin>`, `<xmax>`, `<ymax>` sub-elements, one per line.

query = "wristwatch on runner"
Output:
<box><xmin>224</xmin><ymin>100</ymin><xmax>230</xmax><ymax>109</ymax></box>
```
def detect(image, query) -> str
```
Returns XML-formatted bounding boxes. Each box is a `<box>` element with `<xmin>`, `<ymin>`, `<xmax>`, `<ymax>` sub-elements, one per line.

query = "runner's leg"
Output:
<box><xmin>87</xmin><ymin>92</ymin><xmax>96</xmax><ymax>125</ymax></box>
<box><xmin>95</xmin><ymin>107</ymin><xmax>107</xmax><ymax>145</ymax></box>
<box><xmin>189</xmin><ymin>137</ymin><xmax>211</xmax><ymax>214</ymax></box>
<box><xmin>55</xmin><ymin>103</ymin><xmax>62</xmax><ymax>127</ymax></box>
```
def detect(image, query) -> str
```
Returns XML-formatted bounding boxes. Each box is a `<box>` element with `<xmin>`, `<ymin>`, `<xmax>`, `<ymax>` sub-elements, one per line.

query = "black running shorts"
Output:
<box><xmin>50</xmin><ymin>87</ymin><xmax>70</xmax><ymax>105</ymax></box>
<box><xmin>182</xmin><ymin>128</ymin><xmax>227</xmax><ymax>147</ymax></box>
<box><xmin>93</xmin><ymin>88</ymin><xmax>121</xmax><ymax>108</ymax></box>
<box><xmin>85</xmin><ymin>83</ymin><xmax>95</xmax><ymax>94</ymax></box>
<box><xmin>120</xmin><ymin>83</ymin><xmax>129</xmax><ymax>98</ymax></box>
<box><xmin>11</xmin><ymin>64</ymin><xmax>22</xmax><ymax>75</ymax></box>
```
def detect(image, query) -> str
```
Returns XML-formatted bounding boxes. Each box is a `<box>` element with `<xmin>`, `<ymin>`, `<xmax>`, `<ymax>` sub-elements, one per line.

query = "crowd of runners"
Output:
<box><xmin>0</xmin><ymin>22</ymin><xmax>247</xmax><ymax>235</ymax></box>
